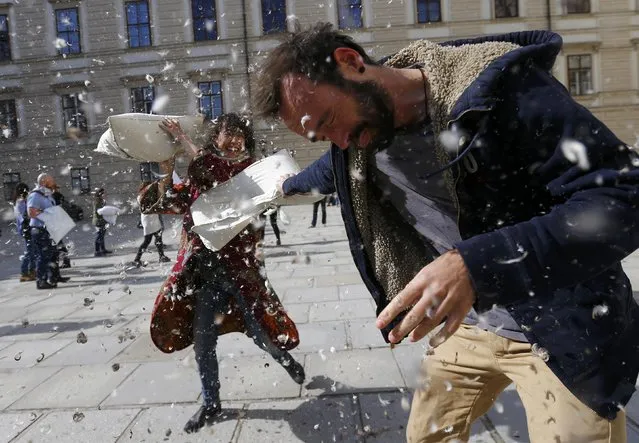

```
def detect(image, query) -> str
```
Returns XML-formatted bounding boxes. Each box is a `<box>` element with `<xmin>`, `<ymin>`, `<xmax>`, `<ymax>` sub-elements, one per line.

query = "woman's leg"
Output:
<box><xmin>134</xmin><ymin>234</ymin><xmax>153</xmax><ymax>262</ymax></box>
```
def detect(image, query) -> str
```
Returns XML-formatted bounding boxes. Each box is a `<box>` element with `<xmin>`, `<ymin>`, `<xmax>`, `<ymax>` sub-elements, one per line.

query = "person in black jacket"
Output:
<box><xmin>256</xmin><ymin>23</ymin><xmax>639</xmax><ymax>442</ymax></box>
<box><xmin>92</xmin><ymin>187</ymin><xmax>112</xmax><ymax>257</ymax></box>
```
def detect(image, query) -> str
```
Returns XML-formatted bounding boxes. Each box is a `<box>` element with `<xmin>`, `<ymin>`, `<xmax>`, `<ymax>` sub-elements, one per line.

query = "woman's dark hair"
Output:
<box><xmin>203</xmin><ymin>112</ymin><xmax>255</xmax><ymax>156</ymax></box>
<box><xmin>254</xmin><ymin>22</ymin><xmax>375</xmax><ymax>120</ymax></box>
<box><xmin>12</xmin><ymin>182</ymin><xmax>29</xmax><ymax>202</ymax></box>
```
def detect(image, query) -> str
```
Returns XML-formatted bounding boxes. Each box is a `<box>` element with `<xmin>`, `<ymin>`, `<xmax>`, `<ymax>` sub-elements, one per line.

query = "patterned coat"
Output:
<box><xmin>139</xmin><ymin>152</ymin><xmax>299</xmax><ymax>353</ymax></box>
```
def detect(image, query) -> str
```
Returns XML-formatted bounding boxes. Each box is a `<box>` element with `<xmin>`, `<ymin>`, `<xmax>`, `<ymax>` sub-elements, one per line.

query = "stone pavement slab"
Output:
<box><xmin>0</xmin><ymin>367</ymin><xmax>60</xmax><ymax>409</ymax></box>
<box><xmin>358</xmin><ymin>391</ymin><xmax>411</xmax><ymax>443</ymax></box>
<box><xmin>291</xmin><ymin>321</ymin><xmax>348</xmax><ymax>354</ymax></box>
<box><xmin>308</xmin><ymin>299</ymin><xmax>376</xmax><ymax>322</ymax></box>
<box><xmin>339</xmin><ymin>284</ymin><xmax>373</xmax><ymax>300</ymax></box>
<box><xmin>39</xmin><ymin>335</ymin><xmax>135</xmax><ymax>366</ymax></box>
<box><xmin>238</xmin><ymin>397</ymin><xmax>361</xmax><ymax>443</ymax></box>
<box><xmin>110</xmin><ymin>333</ymin><xmax>191</xmax><ymax>364</ymax></box>
<box><xmin>22</xmin><ymin>303</ymin><xmax>83</xmax><ymax>322</ymax></box>
<box><xmin>14</xmin><ymin>408</ymin><xmax>140</xmax><ymax>443</ymax></box>
<box><xmin>9</xmin><ymin>363</ymin><xmax>137</xmax><ymax>410</ymax></box>
<box><xmin>303</xmin><ymin>348</ymin><xmax>405</xmax><ymax>397</ymax></box>
<box><xmin>218</xmin><ymin>354</ymin><xmax>304</xmax><ymax>401</ymax></box>
<box><xmin>120</xmin><ymin>404</ymin><xmax>239</xmax><ymax>443</ymax></box>
<box><xmin>390</xmin><ymin>344</ymin><xmax>427</xmax><ymax>389</ymax></box>
<box><xmin>283</xmin><ymin>302</ymin><xmax>312</xmax><ymax>324</ymax></box>
<box><xmin>102</xmin><ymin>360</ymin><xmax>200</xmax><ymax>407</ymax></box>
<box><xmin>0</xmin><ymin>338</ymin><xmax>73</xmax><ymax>369</ymax></box>
<box><xmin>0</xmin><ymin>412</ymin><xmax>41</xmax><ymax>442</ymax></box>
<box><xmin>283</xmin><ymin>286</ymin><xmax>339</xmax><ymax>304</ymax></box>
<box><xmin>347</xmin><ymin>319</ymin><xmax>388</xmax><ymax>349</ymax></box>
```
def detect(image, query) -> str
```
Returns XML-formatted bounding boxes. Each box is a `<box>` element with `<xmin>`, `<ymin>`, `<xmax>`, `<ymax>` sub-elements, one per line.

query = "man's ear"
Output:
<box><xmin>333</xmin><ymin>47</ymin><xmax>364</xmax><ymax>75</ymax></box>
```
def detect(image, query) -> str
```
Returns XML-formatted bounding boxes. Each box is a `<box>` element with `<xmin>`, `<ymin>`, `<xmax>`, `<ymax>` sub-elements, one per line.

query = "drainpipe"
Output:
<box><xmin>240</xmin><ymin>0</ymin><xmax>252</xmax><ymax>109</ymax></box>
<box><xmin>546</xmin><ymin>0</ymin><xmax>552</xmax><ymax>30</ymax></box>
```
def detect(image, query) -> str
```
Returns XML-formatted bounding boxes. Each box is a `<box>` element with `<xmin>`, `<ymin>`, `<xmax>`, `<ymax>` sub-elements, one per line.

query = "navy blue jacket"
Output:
<box><xmin>283</xmin><ymin>31</ymin><xmax>639</xmax><ymax>419</ymax></box>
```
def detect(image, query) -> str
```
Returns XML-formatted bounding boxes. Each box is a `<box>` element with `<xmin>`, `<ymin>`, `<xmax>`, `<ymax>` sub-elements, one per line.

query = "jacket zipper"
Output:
<box><xmin>446</xmin><ymin>107</ymin><xmax>493</xmax><ymax>226</ymax></box>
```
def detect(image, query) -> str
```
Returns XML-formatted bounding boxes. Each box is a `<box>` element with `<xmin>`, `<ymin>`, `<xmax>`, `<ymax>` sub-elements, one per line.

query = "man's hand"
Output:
<box><xmin>276</xmin><ymin>174</ymin><xmax>295</xmax><ymax>197</ymax></box>
<box><xmin>376</xmin><ymin>249</ymin><xmax>476</xmax><ymax>347</ymax></box>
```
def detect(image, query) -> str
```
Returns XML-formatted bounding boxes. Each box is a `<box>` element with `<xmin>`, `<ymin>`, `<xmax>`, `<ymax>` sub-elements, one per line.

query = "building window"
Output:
<box><xmin>0</xmin><ymin>99</ymin><xmax>17</xmax><ymax>141</ymax></box>
<box><xmin>567</xmin><ymin>54</ymin><xmax>593</xmax><ymax>95</ymax></box>
<box><xmin>130</xmin><ymin>86</ymin><xmax>155</xmax><ymax>113</ymax></box>
<box><xmin>192</xmin><ymin>0</ymin><xmax>217</xmax><ymax>41</ymax></box>
<box><xmin>416</xmin><ymin>0</ymin><xmax>442</xmax><ymax>23</ymax></box>
<box><xmin>125</xmin><ymin>0</ymin><xmax>152</xmax><ymax>48</ymax></box>
<box><xmin>70</xmin><ymin>167</ymin><xmax>90</xmax><ymax>194</ymax></box>
<box><xmin>3</xmin><ymin>172</ymin><xmax>20</xmax><ymax>201</ymax></box>
<box><xmin>198</xmin><ymin>81</ymin><xmax>223</xmax><ymax>120</ymax></box>
<box><xmin>0</xmin><ymin>15</ymin><xmax>11</xmax><ymax>62</ymax></box>
<box><xmin>55</xmin><ymin>8</ymin><xmax>81</xmax><ymax>55</ymax></box>
<box><xmin>262</xmin><ymin>0</ymin><xmax>287</xmax><ymax>34</ymax></box>
<box><xmin>495</xmin><ymin>0</ymin><xmax>518</xmax><ymax>18</ymax></box>
<box><xmin>139</xmin><ymin>162</ymin><xmax>160</xmax><ymax>182</ymax></box>
<box><xmin>61</xmin><ymin>94</ymin><xmax>88</xmax><ymax>135</ymax></box>
<box><xmin>337</xmin><ymin>0</ymin><xmax>363</xmax><ymax>29</ymax></box>
<box><xmin>565</xmin><ymin>0</ymin><xmax>590</xmax><ymax>14</ymax></box>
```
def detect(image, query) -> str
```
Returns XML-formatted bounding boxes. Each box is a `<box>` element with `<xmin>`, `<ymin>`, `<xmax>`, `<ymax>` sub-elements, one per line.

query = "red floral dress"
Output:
<box><xmin>139</xmin><ymin>152</ymin><xmax>299</xmax><ymax>353</ymax></box>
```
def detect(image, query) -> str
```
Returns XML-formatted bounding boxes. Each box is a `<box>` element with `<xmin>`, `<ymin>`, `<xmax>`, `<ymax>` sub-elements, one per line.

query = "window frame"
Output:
<box><xmin>494</xmin><ymin>0</ymin><xmax>518</xmax><ymax>18</ymax></box>
<box><xmin>70</xmin><ymin>167</ymin><xmax>90</xmax><ymax>195</ymax></box>
<box><xmin>130</xmin><ymin>86</ymin><xmax>156</xmax><ymax>113</ymax></box>
<box><xmin>261</xmin><ymin>0</ymin><xmax>287</xmax><ymax>35</ymax></box>
<box><xmin>192</xmin><ymin>0</ymin><xmax>218</xmax><ymax>42</ymax></box>
<box><xmin>0</xmin><ymin>14</ymin><xmax>11</xmax><ymax>62</ymax></box>
<box><xmin>55</xmin><ymin>7</ymin><xmax>82</xmax><ymax>56</ymax></box>
<box><xmin>567</xmin><ymin>54</ymin><xmax>594</xmax><ymax>96</ymax></box>
<box><xmin>3</xmin><ymin>171</ymin><xmax>20</xmax><ymax>201</ymax></box>
<box><xmin>565</xmin><ymin>0</ymin><xmax>590</xmax><ymax>14</ymax></box>
<box><xmin>61</xmin><ymin>93</ymin><xmax>88</xmax><ymax>135</ymax></box>
<box><xmin>0</xmin><ymin>99</ymin><xmax>18</xmax><ymax>141</ymax></box>
<box><xmin>197</xmin><ymin>80</ymin><xmax>224</xmax><ymax>120</ymax></box>
<box><xmin>337</xmin><ymin>0</ymin><xmax>363</xmax><ymax>30</ymax></box>
<box><xmin>125</xmin><ymin>0</ymin><xmax>152</xmax><ymax>49</ymax></box>
<box><xmin>416</xmin><ymin>0</ymin><xmax>442</xmax><ymax>24</ymax></box>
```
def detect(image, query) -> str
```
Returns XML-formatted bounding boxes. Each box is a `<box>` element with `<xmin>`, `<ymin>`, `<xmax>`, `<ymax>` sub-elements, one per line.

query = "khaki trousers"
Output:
<box><xmin>407</xmin><ymin>324</ymin><xmax>626</xmax><ymax>443</ymax></box>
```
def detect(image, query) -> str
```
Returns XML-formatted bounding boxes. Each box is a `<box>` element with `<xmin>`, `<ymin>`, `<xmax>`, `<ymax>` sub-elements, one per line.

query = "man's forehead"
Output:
<box><xmin>280</xmin><ymin>73</ymin><xmax>319</xmax><ymax>111</ymax></box>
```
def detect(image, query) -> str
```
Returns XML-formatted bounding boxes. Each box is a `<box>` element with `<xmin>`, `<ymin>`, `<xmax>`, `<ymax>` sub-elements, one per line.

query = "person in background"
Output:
<box><xmin>133</xmin><ymin>182</ymin><xmax>171</xmax><ymax>267</ymax></box>
<box><xmin>92</xmin><ymin>187</ymin><xmax>112</xmax><ymax>257</ymax></box>
<box><xmin>51</xmin><ymin>186</ymin><xmax>71</xmax><ymax>269</ymax></box>
<box><xmin>13</xmin><ymin>182</ymin><xmax>35</xmax><ymax>282</ymax></box>
<box><xmin>260</xmin><ymin>206</ymin><xmax>282</xmax><ymax>246</ymax></box>
<box><xmin>140</xmin><ymin>113</ymin><xmax>304</xmax><ymax>433</ymax></box>
<box><xmin>27</xmin><ymin>174</ymin><xmax>69</xmax><ymax>289</ymax></box>
<box><xmin>310</xmin><ymin>195</ymin><xmax>327</xmax><ymax>228</ymax></box>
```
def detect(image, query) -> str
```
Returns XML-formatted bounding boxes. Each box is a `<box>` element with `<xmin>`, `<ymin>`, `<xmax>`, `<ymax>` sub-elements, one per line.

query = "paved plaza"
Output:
<box><xmin>0</xmin><ymin>205</ymin><xmax>638</xmax><ymax>442</ymax></box>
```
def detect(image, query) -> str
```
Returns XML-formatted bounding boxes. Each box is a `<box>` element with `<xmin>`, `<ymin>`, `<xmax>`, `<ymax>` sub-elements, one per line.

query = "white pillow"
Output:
<box><xmin>95</xmin><ymin>113</ymin><xmax>206</xmax><ymax>162</ymax></box>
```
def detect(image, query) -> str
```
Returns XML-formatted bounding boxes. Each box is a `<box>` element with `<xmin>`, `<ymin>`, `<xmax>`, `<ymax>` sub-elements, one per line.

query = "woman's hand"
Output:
<box><xmin>159</xmin><ymin>118</ymin><xmax>185</xmax><ymax>142</ymax></box>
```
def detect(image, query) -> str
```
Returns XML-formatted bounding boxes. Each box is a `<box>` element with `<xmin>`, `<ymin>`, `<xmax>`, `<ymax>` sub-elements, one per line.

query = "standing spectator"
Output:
<box><xmin>133</xmin><ymin>184</ymin><xmax>171</xmax><ymax>267</ymax></box>
<box><xmin>13</xmin><ymin>182</ymin><xmax>35</xmax><ymax>282</ymax></box>
<box><xmin>260</xmin><ymin>207</ymin><xmax>282</xmax><ymax>245</ymax></box>
<box><xmin>92</xmin><ymin>187</ymin><xmax>112</xmax><ymax>257</ymax></box>
<box><xmin>51</xmin><ymin>186</ymin><xmax>71</xmax><ymax>269</ymax></box>
<box><xmin>27</xmin><ymin>174</ymin><xmax>69</xmax><ymax>289</ymax></box>
<box><xmin>310</xmin><ymin>195</ymin><xmax>327</xmax><ymax>228</ymax></box>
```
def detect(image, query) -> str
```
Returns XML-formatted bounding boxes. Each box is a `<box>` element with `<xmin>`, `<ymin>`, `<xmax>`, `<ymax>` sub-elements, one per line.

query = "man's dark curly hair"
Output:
<box><xmin>203</xmin><ymin>112</ymin><xmax>255</xmax><ymax>156</ymax></box>
<box><xmin>254</xmin><ymin>22</ymin><xmax>375</xmax><ymax>120</ymax></box>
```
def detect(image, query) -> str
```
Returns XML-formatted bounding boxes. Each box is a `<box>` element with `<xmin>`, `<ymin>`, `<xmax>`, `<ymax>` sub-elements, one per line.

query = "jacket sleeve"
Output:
<box><xmin>282</xmin><ymin>149</ymin><xmax>336</xmax><ymax>196</ymax></box>
<box><xmin>455</xmin><ymin>69</ymin><xmax>639</xmax><ymax>311</ymax></box>
<box><xmin>139</xmin><ymin>175</ymin><xmax>191</xmax><ymax>215</ymax></box>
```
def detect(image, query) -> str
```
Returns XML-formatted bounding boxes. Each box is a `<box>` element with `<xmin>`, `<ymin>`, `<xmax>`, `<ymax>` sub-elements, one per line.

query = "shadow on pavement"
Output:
<box><xmin>0</xmin><ymin>317</ymin><xmax>131</xmax><ymax>337</ymax></box>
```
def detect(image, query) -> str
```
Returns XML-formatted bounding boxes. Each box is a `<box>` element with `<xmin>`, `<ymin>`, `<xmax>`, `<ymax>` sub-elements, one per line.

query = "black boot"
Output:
<box><xmin>183</xmin><ymin>404</ymin><xmax>222</xmax><ymax>434</ymax></box>
<box><xmin>282</xmin><ymin>358</ymin><xmax>305</xmax><ymax>385</ymax></box>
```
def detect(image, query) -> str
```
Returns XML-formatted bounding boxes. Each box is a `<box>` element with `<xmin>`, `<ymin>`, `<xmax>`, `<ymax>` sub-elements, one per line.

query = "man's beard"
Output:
<box><xmin>340</xmin><ymin>79</ymin><xmax>395</xmax><ymax>150</ymax></box>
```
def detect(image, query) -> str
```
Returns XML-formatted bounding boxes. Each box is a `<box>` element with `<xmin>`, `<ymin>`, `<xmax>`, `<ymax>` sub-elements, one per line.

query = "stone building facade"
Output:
<box><xmin>0</xmin><ymin>0</ymin><xmax>637</xmax><ymax>213</ymax></box>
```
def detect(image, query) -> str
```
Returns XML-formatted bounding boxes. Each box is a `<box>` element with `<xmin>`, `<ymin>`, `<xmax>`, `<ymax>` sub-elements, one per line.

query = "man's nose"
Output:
<box><xmin>327</xmin><ymin>128</ymin><xmax>350</xmax><ymax>150</ymax></box>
